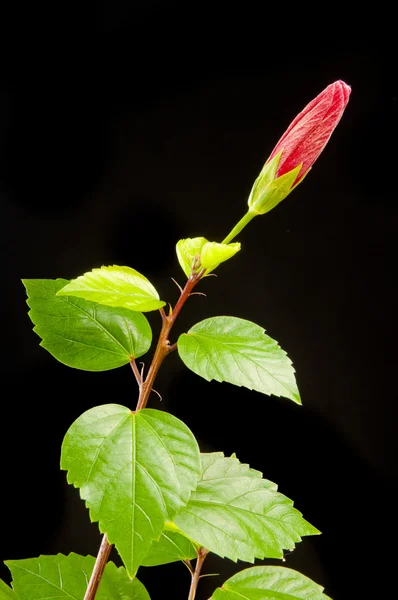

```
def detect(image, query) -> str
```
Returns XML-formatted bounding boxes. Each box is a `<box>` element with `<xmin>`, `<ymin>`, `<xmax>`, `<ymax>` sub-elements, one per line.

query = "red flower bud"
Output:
<box><xmin>268</xmin><ymin>79</ymin><xmax>351</xmax><ymax>186</ymax></box>
<box><xmin>248</xmin><ymin>80</ymin><xmax>351</xmax><ymax>215</ymax></box>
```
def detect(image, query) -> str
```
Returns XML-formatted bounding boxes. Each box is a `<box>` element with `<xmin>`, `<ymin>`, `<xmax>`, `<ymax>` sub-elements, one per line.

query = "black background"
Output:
<box><xmin>0</xmin><ymin>2</ymin><xmax>396</xmax><ymax>599</ymax></box>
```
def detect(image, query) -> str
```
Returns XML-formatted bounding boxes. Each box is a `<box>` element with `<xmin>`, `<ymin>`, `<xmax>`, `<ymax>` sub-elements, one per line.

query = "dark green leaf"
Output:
<box><xmin>23</xmin><ymin>279</ymin><xmax>152</xmax><ymax>371</ymax></box>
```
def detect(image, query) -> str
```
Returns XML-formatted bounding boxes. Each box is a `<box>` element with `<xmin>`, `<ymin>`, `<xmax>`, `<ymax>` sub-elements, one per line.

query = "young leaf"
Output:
<box><xmin>57</xmin><ymin>265</ymin><xmax>166</xmax><ymax>312</ymax></box>
<box><xmin>141</xmin><ymin>531</ymin><xmax>197</xmax><ymax>566</ymax></box>
<box><xmin>23</xmin><ymin>279</ymin><xmax>152</xmax><ymax>371</ymax></box>
<box><xmin>5</xmin><ymin>553</ymin><xmax>150</xmax><ymax>600</ymax></box>
<box><xmin>176</xmin><ymin>237</ymin><xmax>240</xmax><ymax>278</ymax></box>
<box><xmin>177</xmin><ymin>316</ymin><xmax>300</xmax><ymax>404</ymax></box>
<box><xmin>211</xmin><ymin>565</ymin><xmax>331</xmax><ymax>599</ymax></box>
<box><xmin>61</xmin><ymin>405</ymin><xmax>201</xmax><ymax>578</ymax></box>
<box><xmin>176</xmin><ymin>237</ymin><xmax>208</xmax><ymax>278</ymax></box>
<box><xmin>174</xmin><ymin>453</ymin><xmax>319</xmax><ymax>563</ymax></box>
<box><xmin>0</xmin><ymin>580</ymin><xmax>19</xmax><ymax>600</ymax></box>
<box><xmin>200</xmin><ymin>241</ymin><xmax>241</xmax><ymax>273</ymax></box>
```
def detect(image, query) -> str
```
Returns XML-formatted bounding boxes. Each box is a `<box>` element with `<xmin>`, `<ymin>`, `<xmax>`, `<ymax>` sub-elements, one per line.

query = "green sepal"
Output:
<box><xmin>248</xmin><ymin>150</ymin><xmax>302</xmax><ymax>215</ymax></box>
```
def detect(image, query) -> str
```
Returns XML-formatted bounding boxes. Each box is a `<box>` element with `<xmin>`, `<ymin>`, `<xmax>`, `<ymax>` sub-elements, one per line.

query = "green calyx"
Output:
<box><xmin>176</xmin><ymin>237</ymin><xmax>241</xmax><ymax>278</ymax></box>
<box><xmin>248</xmin><ymin>151</ymin><xmax>302</xmax><ymax>215</ymax></box>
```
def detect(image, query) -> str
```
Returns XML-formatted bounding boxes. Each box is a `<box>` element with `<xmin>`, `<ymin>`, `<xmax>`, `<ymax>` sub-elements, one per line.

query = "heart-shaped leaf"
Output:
<box><xmin>61</xmin><ymin>405</ymin><xmax>201</xmax><ymax>577</ymax></box>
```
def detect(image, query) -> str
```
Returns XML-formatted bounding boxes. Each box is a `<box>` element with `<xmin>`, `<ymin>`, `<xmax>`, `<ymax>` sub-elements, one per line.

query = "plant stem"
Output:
<box><xmin>135</xmin><ymin>271</ymin><xmax>202</xmax><ymax>411</ymax></box>
<box><xmin>130</xmin><ymin>358</ymin><xmax>143</xmax><ymax>387</ymax></box>
<box><xmin>84</xmin><ymin>270</ymin><xmax>204</xmax><ymax>599</ymax></box>
<box><xmin>83</xmin><ymin>535</ymin><xmax>112</xmax><ymax>600</ymax></box>
<box><xmin>188</xmin><ymin>547</ymin><xmax>209</xmax><ymax>600</ymax></box>
<box><xmin>222</xmin><ymin>209</ymin><xmax>257</xmax><ymax>244</ymax></box>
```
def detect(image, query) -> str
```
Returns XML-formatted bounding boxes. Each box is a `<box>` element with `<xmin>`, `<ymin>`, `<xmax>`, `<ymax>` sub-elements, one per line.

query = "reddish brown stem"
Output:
<box><xmin>188</xmin><ymin>547</ymin><xmax>209</xmax><ymax>600</ymax></box>
<box><xmin>84</xmin><ymin>271</ymin><xmax>204</xmax><ymax>599</ymax></box>
<box><xmin>135</xmin><ymin>272</ymin><xmax>202</xmax><ymax>411</ymax></box>
<box><xmin>130</xmin><ymin>358</ymin><xmax>143</xmax><ymax>387</ymax></box>
<box><xmin>83</xmin><ymin>535</ymin><xmax>112</xmax><ymax>600</ymax></box>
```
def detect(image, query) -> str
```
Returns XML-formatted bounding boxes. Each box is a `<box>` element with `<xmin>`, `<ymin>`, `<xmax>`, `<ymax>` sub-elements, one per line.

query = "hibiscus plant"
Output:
<box><xmin>1</xmin><ymin>80</ymin><xmax>351</xmax><ymax>600</ymax></box>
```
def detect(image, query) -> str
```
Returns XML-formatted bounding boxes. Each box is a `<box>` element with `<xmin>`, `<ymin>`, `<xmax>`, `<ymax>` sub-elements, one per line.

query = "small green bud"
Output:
<box><xmin>176</xmin><ymin>237</ymin><xmax>241</xmax><ymax>278</ymax></box>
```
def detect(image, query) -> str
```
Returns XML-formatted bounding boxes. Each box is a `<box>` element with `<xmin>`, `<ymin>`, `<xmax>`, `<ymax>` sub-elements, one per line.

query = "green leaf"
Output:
<box><xmin>211</xmin><ymin>565</ymin><xmax>331</xmax><ymax>599</ymax></box>
<box><xmin>57</xmin><ymin>265</ymin><xmax>166</xmax><ymax>312</ymax></box>
<box><xmin>5</xmin><ymin>553</ymin><xmax>150</xmax><ymax>600</ymax></box>
<box><xmin>23</xmin><ymin>279</ymin><xmax>152</xmax><ymax>371</ymax></box>
<box><xmin>141</xmin><ymin>531</ymin><xmax>197</xmax><ymax>566</ymax></box>
<box><xmin>174</xmin><ymin>453</ymin><xmax>319</xmax><ymax>563</ymax></box>
<box><xmin>177</xmin><ymin>316</ymin><xmax>300</xmax><ymax>404</ymax></box>
<box><xmin>0</xmin><ymin>580</ymin><xmax>19</xmax><ymax>600</ymax></box>
<box><xmin>61</xmin><ymin>405</ymin><xmax>201</xmax><ymax>578</ymax></box>
<box><xmin>201</xmin><ymin>452</ymin><xmax>276</xmax><ymax>488</ymax></box>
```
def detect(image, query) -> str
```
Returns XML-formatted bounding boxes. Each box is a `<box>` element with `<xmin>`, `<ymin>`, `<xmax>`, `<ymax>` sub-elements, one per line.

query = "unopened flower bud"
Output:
<box><xmin>249</xmin><ymin>80</ymin><xmax>351</xmax><ymax>215</ymax></box>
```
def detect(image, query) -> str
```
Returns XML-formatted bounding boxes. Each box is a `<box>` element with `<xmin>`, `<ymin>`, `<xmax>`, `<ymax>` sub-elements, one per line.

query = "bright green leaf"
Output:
<box><xmin>57</xmin><ymin>265</ymin><xmax>166</xmax><ymax>312</ymax></box>
<box><xmin>5</xmin><ymin>553</ymin><xmax>150</xmax><ymax>600</ymax></box>
<box><xmin>201</xmin><ymin>452</ymin><xmax>276</xmax><ymax>488</ymax></box>
<box><xmin>174</xmin><ymin>453</ymin><xmax>319</xmax><ymax>563</ymax></box>
<box><xmin>0</xmin><ymin>580</ymin><xmax>19</xmax><ymax>600</ymax></box>
<box><xmin>23</xmin><ymin>279</ymin><xmax>152</xmax><ymax>371</ymax></box>
<box><xmin>141</xmin><ymin>531</ymin><xmax>197</xmax><ymax>566</ymax></box>
<box><xmin>211</xmin><ymin>565</ymin><xmax>331</xmax><ymax>599</ymax></box>
<box><xmin>177</xmin><ymin>316</ymin><xmax>300</xmax><ymax>404</ymax></box>
<box><xmin>61</xmin><ymin>405</ymin><xmax>201</xmax><ymax>578</ymax></box>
